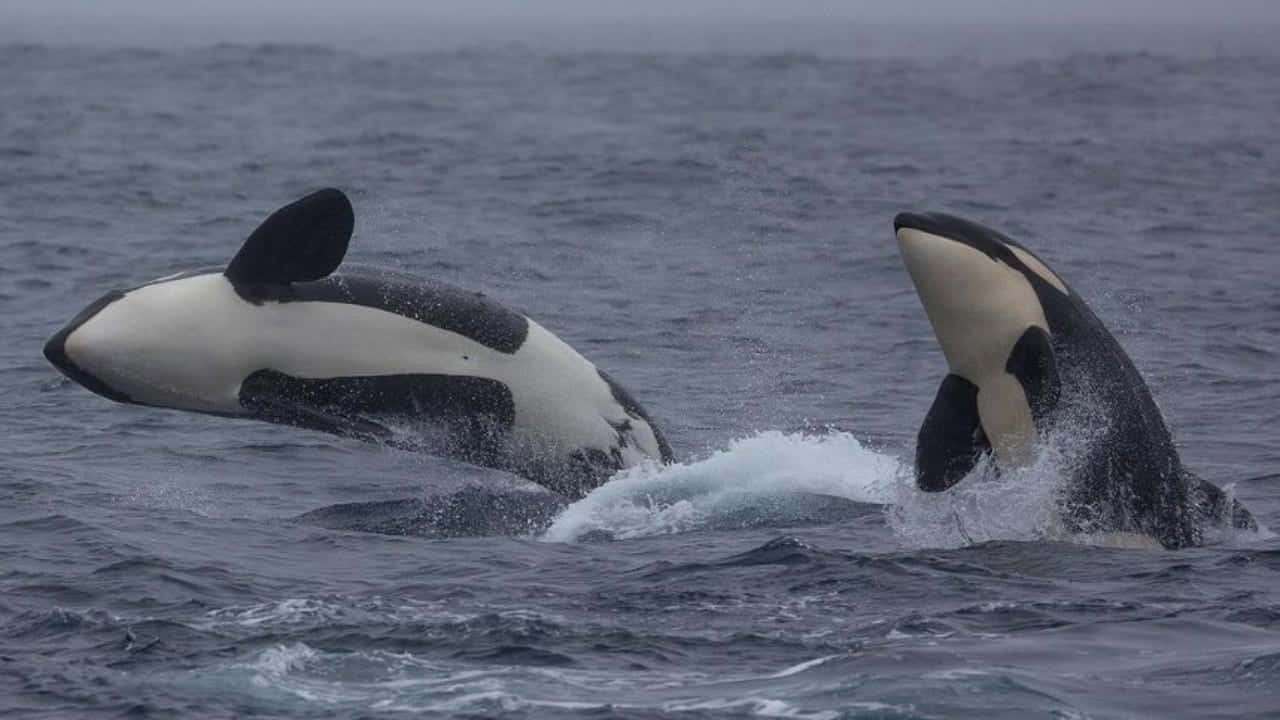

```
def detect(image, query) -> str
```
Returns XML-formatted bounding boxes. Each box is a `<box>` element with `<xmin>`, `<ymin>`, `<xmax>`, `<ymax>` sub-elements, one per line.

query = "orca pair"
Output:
<box><xmin>44</xmin><ymin>189</ymin><xmax>1254</xmax><ymax>547</ymax></box>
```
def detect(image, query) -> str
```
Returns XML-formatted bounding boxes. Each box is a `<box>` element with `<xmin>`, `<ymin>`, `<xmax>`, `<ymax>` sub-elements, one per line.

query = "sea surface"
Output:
<box><xmin>3</xmin><ymin>20</ymin><xmax>1280</xmax><ymax>719</ymax></box>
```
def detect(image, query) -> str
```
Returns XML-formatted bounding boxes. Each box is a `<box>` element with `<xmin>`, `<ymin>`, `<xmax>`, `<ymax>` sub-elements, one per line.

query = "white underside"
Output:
<box><xmin>62</xmin><ymin>272</ymin><xmax>664</xmax><ymax>465</ymax></box>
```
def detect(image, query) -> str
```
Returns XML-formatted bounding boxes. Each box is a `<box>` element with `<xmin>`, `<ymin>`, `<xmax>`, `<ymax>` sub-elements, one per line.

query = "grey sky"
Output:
<box><xmin>3</xmin><ymin>0</ymin><xmax>1277</xmax><ymax>54</ymax></box>
<box><xmin>6</xmin><ymin>0</ymin><xmax>1279</xmax><ymax>22</ymax></box>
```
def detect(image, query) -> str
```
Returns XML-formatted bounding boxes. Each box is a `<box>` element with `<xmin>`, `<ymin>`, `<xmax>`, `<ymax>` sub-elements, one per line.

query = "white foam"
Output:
<box><xmin>663</xmin><ymin>696</ymin><xmax>840</xmax><ymax>719</ymax></box>
<box><xmin>924</xmin><ymin>668</ymin><xmax>994</xmax><ymax>681</ymax></box>
<box><xmin>198</xmin><ymin>596</ymin><xmax>470</xmax><ymax>631</ymax></box>
<box><xmin>883</xmin><ymin>398</ymin><xmax>1132</xmax><ymax>550</ymax></box>
<box><xmin>768</xmin><ymin>654</ymin><xmax>840</xmax><ymax>679</ymax></box>
<box><xmin>249</xmin><ymin>643</ymin><xmax>318</xmax><ymax>679</ymax></box>
<box><xmin>541</xmin><ymin>430</ymin><xmax>903</xmax><ymax>542</ymax></box>
<box><xmin>887</xmin><ymin>447</ymin><xmax>1067</xmax><ymax>549</ymax></box>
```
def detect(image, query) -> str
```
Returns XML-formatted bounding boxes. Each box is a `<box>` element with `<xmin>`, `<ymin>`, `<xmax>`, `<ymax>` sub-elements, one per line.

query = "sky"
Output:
<box><xmin>5</xmin><ymin>0</ymin><xmax>1277</xmax><ymax>22</ymax></box>
<box><xmin>2</xmin><ymin>1</ymin><xmax>1277</xmax><ymax>53</ymax></box>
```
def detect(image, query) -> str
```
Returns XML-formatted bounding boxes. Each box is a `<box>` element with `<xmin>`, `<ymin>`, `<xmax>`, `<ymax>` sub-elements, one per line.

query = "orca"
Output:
<box><xmin>894</xmin><ymin>211</ymin><xmax>1254</xmax><ymax>548</ymax></box>
<box><xmin>44</xmin><ymin>188</ymin><xmax>674</xmax><ymax>498</ymax></box>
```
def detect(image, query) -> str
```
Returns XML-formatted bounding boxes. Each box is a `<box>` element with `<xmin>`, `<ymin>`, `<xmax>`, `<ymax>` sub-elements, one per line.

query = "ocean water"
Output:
<box><xmin>3</xmin><ymin>21</ymin><xmax>1280</xmax><ymax>719</ymax></box>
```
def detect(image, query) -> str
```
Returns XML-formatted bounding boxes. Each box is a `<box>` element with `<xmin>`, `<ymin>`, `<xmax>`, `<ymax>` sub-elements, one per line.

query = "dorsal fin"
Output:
<box><xmin>225</xmin><ymin>188</ymin><xmax>354</xmax><ymax>286</ymax></box>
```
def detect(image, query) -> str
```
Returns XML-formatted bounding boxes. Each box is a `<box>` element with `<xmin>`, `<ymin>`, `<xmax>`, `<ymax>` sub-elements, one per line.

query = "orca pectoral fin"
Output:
<box><xmin>225</xmin><ymin>188</ymin><xmax>354</xmax><ymax>287</ymax></box>
<box><xmin>916</xmin><ymin>374</ymin><xmax>991</xmax><ymax>491</ymax></box>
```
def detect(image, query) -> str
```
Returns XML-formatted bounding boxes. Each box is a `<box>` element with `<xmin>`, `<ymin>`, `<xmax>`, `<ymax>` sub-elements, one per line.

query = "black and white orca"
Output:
<box><xmin>44</xmin><ymin>188</ymin><xmax>674</xmax><ymax>498</ymax></box>
<box><xmin>894</xmin><ymin>211</ymin><xmax>1254</xmax><ymax>548</ymax></box>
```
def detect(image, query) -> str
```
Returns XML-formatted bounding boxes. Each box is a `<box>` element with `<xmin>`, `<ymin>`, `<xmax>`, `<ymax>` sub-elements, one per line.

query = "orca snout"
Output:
<box><xmin>894</xmin><ymin>211</ymin><xmax>988</xmax><ymax>243</ymax></box>
<box><xmin>894</xmin><ymin>212</ymin><xmax>959</xmax><ymax>267</ymax></box>
<box><xmin>893</xmin><ymin>211</ymin><xmax>946</xmax><ymax>236</ymax></box>
<box><xmin>44</xmin><ymin>290</ymin><xmax>135</xmax><ymax>403</ymax></box>
<box><xmin>893</xmin><ymin>210</ymin><xmax>1019</xmax><ymax>290</ymax></box>
<box><xmin>43</xmin><ymin>326</ymin><xmax>71</xmax><ymax>373</ymax></box>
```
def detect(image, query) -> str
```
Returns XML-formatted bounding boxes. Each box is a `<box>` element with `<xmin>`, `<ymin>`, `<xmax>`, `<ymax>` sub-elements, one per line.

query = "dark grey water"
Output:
<box><xmin>3</xmin><ymin>25</ymin><xmax>1280</xmax><ymax>719</ymax></box>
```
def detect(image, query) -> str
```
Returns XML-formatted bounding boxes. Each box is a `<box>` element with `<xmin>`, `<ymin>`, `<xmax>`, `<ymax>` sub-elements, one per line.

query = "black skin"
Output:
<box><xmin>915</xmin><ymin>374</ymin><xmax>989</xmax><ymax>492</ymax></box>
<box><xmin>899</xmin><ymin>211</ymin><xmax>1255</xmax><ymax>549</ymax></box>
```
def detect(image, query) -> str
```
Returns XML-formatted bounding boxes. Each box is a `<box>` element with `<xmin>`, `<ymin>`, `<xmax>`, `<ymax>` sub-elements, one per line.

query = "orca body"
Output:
<box><xmin>894</xmin><ymin>211</ymin><xmax>1254</xmax><ymax>548</ymax></box>
<box><xmin>44</xmin><ymin>189</ymin><xmax>674</xmax><ymax>498</ymax></box>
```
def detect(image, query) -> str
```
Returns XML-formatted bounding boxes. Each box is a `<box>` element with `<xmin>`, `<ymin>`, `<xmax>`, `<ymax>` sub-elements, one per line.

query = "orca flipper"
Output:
<box><xmin>225</xmin><ymin>188</ymin><xmax>354</xmax><ymax>286</ymax></box>
<box><xmin>916</xmin><ymin>374</ymin><xmax>990</xmax><ymax>492</ymax></box>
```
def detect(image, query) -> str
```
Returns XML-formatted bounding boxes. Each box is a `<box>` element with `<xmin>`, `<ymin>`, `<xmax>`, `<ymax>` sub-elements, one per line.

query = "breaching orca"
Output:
<box><xmin>894</xmin><ymin>211</ymin><xmax>1254</xmax><ymax>548</ymax></box>
<box><xmin>44</xmin><ymin>188</ymin><xmax>674</xmax><ymax>498</ymax></box>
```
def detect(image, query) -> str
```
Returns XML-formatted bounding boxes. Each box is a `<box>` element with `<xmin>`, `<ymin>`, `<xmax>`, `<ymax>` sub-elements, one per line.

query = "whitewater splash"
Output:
<box><xmin>887</xmin><ymin>450</ymin><xmax>1070</xmax><ymax>549</ymax></box>
<box><xmin>542</xmin><ymin>430</ymin><xmax>902</xmax><ymax>542</ymax></box>
<box><xmin>536</xmin><ymin>427</ymin><xmax>1124</xmax><ymax>549</ymax></box>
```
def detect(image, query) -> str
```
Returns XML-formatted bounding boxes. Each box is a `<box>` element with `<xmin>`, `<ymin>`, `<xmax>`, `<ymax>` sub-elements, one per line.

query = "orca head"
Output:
<box><xmin>43</xmin><ymin>188</ymin><xmax>354</xmax><ymax>413</ymax></box>
<box><xmin>895</xmin><ymin>211</ymin><xmax>1067</xmax><ymax>488</ymax></box>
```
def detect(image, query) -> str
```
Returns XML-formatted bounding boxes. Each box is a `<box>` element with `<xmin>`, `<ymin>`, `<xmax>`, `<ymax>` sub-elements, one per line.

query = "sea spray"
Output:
<box><xmin>542</xmin><ymin>430</ymin><xmax>901</xmax><ymax>542</ymax></box>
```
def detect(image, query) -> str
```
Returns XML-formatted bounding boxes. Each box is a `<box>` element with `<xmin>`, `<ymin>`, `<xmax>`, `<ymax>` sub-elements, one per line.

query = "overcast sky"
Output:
<box><xmin>3</xmin><ymin>0</ymin><xmax>1277</xmax><ymax>53</ymax></box>
<box><xmin>5</xmin><ymin>0</ymin><xmax>1278</xmax><ymax>22</ymax></box>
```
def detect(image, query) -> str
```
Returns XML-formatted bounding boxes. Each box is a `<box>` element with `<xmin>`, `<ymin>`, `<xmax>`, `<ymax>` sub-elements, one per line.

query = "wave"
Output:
<box><xmin>229</xmin><ymin>639</ymin><xmax>853</xmax><ymax>718</ymax></box>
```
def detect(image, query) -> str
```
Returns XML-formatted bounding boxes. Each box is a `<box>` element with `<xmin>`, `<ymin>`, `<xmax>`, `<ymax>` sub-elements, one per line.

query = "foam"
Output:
<box><xmin>198</xmin><ymin>596</ymin><xmax>470</xmax><ymax>631</ymax></box>
<box><xmin>887</xmin><ymin>449</ymin><xmax>1068</xmax><ymax>549</ymax></box>
<box><xmin>541</xmin><ymin>430</ymin><xmax>902</xmax><ymax>542</ymax></box>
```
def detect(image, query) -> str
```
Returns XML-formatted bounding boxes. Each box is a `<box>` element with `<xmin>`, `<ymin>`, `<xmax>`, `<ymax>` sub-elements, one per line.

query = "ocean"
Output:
<box><xmin>2</xmin><ymin>19</ymin><xmax>1279</xmax><ymax>719</ymax></box>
